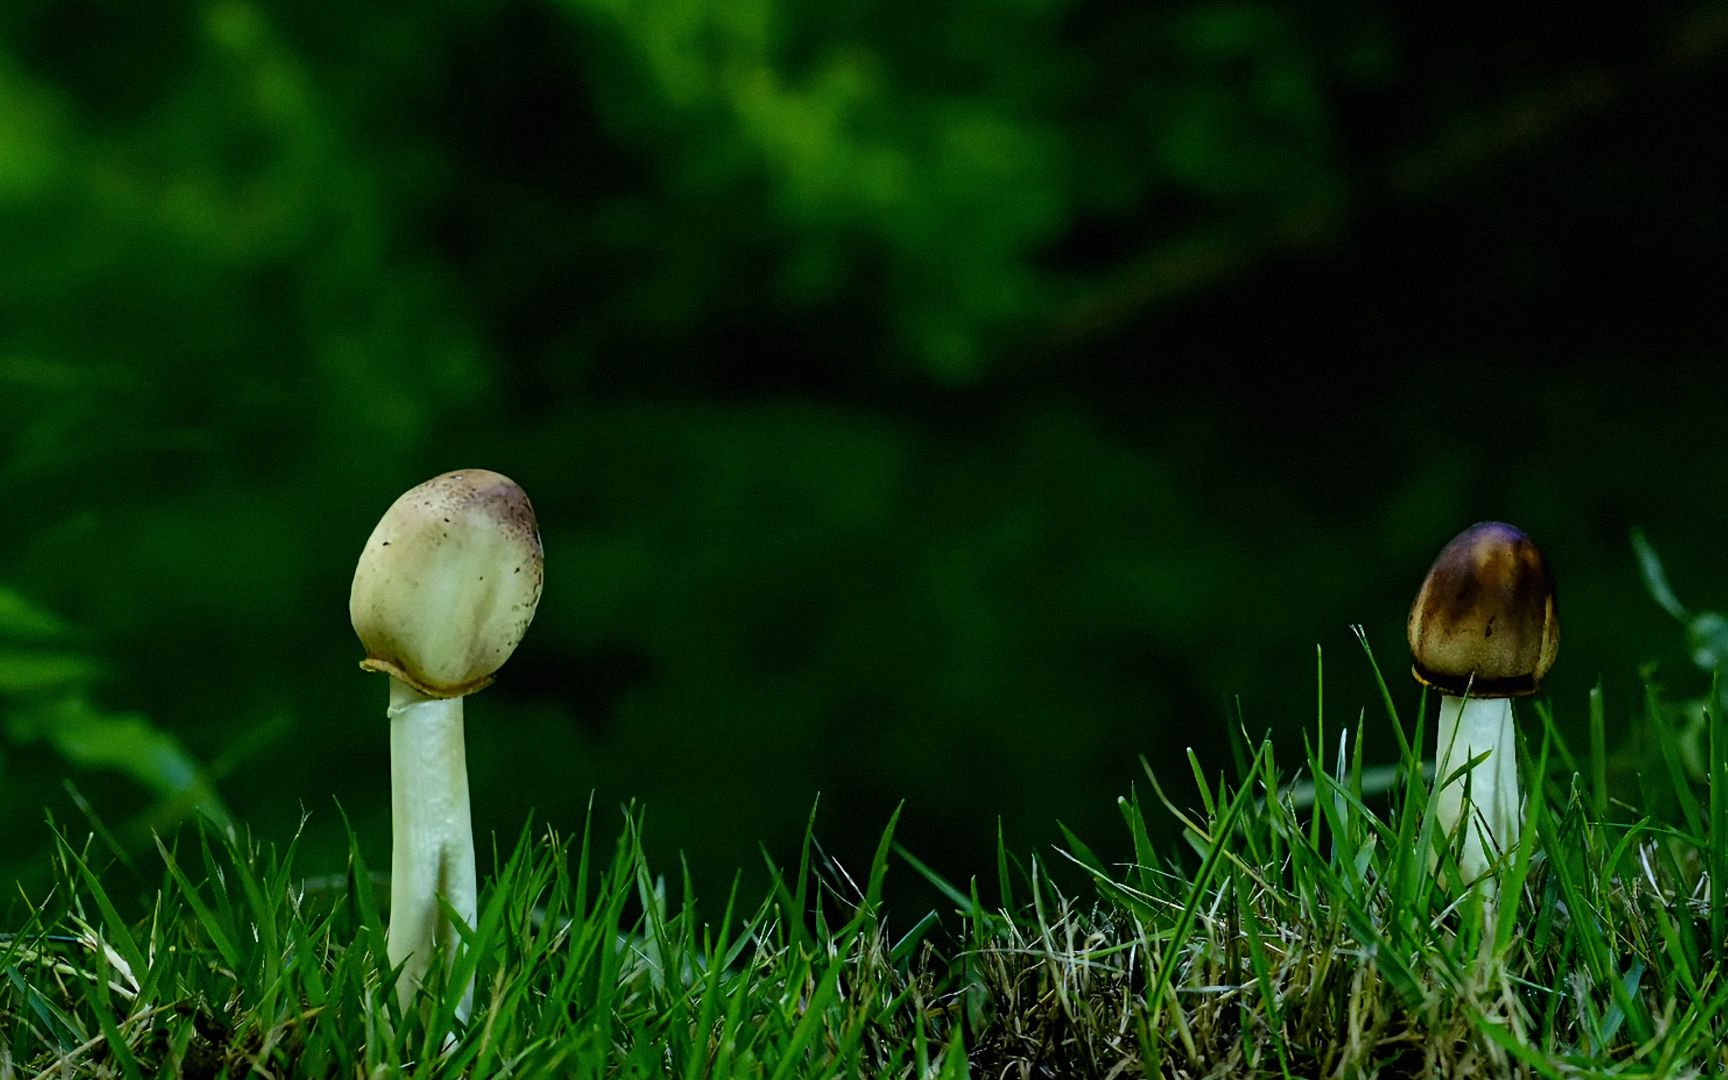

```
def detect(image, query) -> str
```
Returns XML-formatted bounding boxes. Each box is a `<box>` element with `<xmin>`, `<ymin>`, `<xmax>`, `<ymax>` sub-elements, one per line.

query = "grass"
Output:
<box><xmin>4</xmin><ymin>628</ymin><xmax>1728</xmax><ymax>1077</ymax></box>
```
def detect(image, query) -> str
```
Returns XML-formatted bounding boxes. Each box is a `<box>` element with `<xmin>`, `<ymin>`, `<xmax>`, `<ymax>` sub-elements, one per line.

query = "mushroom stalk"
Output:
<box><xmin>386</xmin><ymin>680</ymin><xmax>476</xmax><ymax>1020</ymax></box>
<box><xmin>1433</xmin><ymin>693</ymin><xmax>1519</xmax><ymax>882</ymax></box>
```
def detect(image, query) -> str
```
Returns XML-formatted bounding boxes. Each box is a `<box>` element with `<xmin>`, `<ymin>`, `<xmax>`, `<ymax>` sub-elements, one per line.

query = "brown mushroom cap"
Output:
<box><xmin>1407</xmin><ymin>521</ymin><xmax>1558</xmax><ymax>698</ymax></box>
<box><xmin>350</xmin><ymin>470</ymin><xmax>544</xmax><ymax>698</ymax></box>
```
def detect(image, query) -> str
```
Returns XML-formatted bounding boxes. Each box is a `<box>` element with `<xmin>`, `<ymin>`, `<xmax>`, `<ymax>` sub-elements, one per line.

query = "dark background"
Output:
<box><xmin>1</xmin><ymin>0</ymin><xmax>1725</xmax><ymax>908</ymax></box>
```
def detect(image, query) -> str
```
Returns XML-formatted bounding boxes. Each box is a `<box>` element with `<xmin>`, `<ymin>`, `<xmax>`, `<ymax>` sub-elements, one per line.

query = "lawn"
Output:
<box><xmin>6</xmin><ymin>591</ymin><xmax>1726</xmax><ymax>1078</ymax></box>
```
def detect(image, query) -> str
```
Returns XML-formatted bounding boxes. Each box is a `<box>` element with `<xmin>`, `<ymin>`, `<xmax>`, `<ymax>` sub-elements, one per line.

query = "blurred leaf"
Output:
<box><xmin>0</xmin><ymin>585</ymin><xmax>76</xmax><ymax>642</ymax></box>
<box><xmin>0</xmin><ymin>356</ymin><xmax>140</xmax><ymax>394</ymax></box>
<box><xmin>0</xmin><ymin>650</ymin><xmax>104</xmax><ymax>692</ymax></box>
<box><xmin>1632</xmin><ymin>528</ymin><xmax>1689</xmax><ymax>620</ymax></box>
<box><xmin>0</xmin><ymin>63</ymin><xmax>62</xmax><ymax>203</ymax></box>
<box><xmin>1686</xmin><ymin>613</ymin><xmax>1728</xmax><ymax>676</ymax></box>
<box><xmin>0</xmin><ymin>583</ymin><xmax>225</xmax><ymax>829</ymax></box>
<box><xmin>1633</xmin><ymin>530</ymin><xmax>1728</xmax><ymax>673</ymax></box>
<box><xmin>4</xmin><ymin>695</ymin><xmax>227</xmax><ymax>822</ymax></box>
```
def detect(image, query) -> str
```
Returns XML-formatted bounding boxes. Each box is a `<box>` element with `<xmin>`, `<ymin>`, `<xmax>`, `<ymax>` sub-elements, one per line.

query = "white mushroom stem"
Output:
<box><xmin>386</xmin><ymin>679</ymin><xmax>477</xmax><ymax>1022</ymax></box>
<box><xmin>1433</xmin><ymin>694</ymin><xmax>1520</xmax><ymax>884</ymax></box>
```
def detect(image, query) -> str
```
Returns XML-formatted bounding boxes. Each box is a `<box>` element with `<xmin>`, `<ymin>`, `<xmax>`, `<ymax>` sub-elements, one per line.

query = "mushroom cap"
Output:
<box><xmin>1407</xmin><ymin>521</ymin><xmax>1558</xmax><ymax>698</ymax></box>
<box><xmin>350</xmin><ymin>469</ymin><xmax>544</xmax><ymax>698</ymax></box>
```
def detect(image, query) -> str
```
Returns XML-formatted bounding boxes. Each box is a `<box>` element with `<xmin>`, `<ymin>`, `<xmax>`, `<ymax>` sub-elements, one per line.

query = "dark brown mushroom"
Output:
<box><xmin>1408</xmin><ymin>521</ymin><xmax>1558</xmax><ymax>887</ymax></box>
<box><xmin>1408</xmin><ymin>521</ymin><xmax>1558</xmax><ymax>698</ymax></box>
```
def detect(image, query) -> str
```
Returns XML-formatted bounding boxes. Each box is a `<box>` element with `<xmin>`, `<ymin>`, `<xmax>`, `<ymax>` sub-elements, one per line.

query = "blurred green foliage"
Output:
<box><xmin>0</xmin><ymin>585</ymin><xmax>224</xmax><ymax>828</ymax></box>
<box><xmin>0</xmin><ymin>0</ymin><xmax>1726</xmax><ymax>897</ymax></box>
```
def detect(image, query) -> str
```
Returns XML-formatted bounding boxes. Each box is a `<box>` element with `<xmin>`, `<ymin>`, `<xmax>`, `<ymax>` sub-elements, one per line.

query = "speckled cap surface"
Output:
<box><xmin>350</xmin><ymin>469</ymin><xmax>544</xmax><ymax>698</ymax></box>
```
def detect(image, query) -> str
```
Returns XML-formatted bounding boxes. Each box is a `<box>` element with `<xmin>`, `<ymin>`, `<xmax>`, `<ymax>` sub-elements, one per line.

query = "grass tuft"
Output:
<box><xmin>6</xmin><ymin>628</ymin><xmax>1728</xmax><ymax>1075</ymax></box>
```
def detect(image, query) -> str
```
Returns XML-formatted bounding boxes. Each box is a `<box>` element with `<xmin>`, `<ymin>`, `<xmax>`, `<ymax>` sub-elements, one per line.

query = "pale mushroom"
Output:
<box><xmin>350</xmin><ymin>469</ymin><xmax>543</xmax><ymax>1021</ymax></box>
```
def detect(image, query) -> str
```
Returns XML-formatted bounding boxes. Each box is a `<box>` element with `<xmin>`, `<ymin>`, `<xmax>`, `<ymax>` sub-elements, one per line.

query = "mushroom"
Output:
<box><xmin>1407</xmin><ymin>521</ymin><xmax>1557</xmax><ymax>884</ymax></box>
<box><xmin>350</xmin><ymin>469</ymin><xmax>543</xmax><ymax>1021</ymax></box>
